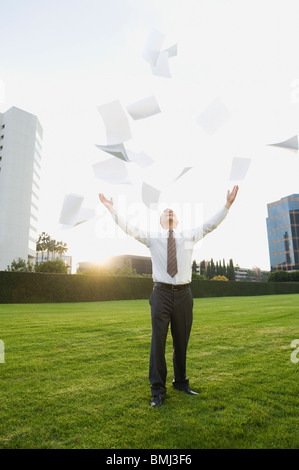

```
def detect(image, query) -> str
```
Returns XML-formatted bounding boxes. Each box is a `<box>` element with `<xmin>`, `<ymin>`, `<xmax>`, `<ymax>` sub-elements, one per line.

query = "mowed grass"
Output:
<box><xmin>0</xmin><ymin>294</ymin><xmax>298</xmax><ymax>449</ymax></box>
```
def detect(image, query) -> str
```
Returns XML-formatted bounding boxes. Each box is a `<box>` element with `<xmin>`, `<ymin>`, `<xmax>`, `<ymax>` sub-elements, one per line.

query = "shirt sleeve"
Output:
<box><xmin>111</xmin><ymin>211</ymin><xmax>151</xmax><ymax>247</ymax></box>
<box><xmin>191</xmin><ymin>206</ymin><xmax>229</xmax><ymax>244</ymax></box>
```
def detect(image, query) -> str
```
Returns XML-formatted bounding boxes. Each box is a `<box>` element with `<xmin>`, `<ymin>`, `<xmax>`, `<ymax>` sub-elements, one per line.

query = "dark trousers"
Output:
<box><xmin>149</xmin><ymin>285</ymin><xmax>193</xmax><ymax>397</ymax></box>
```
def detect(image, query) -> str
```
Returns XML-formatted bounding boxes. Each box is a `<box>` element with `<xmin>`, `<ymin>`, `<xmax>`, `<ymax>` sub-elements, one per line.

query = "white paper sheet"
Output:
<box><xmin>97</xmin><ymin>100</ymin><xmax>132</xmax><ymax>145</ymax></box>
<box><xmin>267</xmin><ymin>135</ymin><xmax>298</xmax><ymax>152</ymax></box>
<box><xmin>163</xmin><ymin>43</ymin><xmax>177</xmax><ymax>58</ymax></box>
<box><xmin>196</xmin><ymin>98</ymin><xmax>231</xmax><ymax>135</ymax></box>
<box><xmin>173</xmin><ymin>167</ymin><xmax>192</xmax><ymax>181</ymax></box>
<box><xmin>151</xmin><ymin>50</ymin><xmax>172</xmax><ymax>78</ymax></box>
<box><xmin>229</xmin><ymin>157</ymin><xmax>251</xmax><ymax>181</ymax></box>
<box><xmin>142</xmin><ymin>28</ymin><xmax>165</xmax><ymax>67</ymax></box>
<box><xmin>92</xmin><ymin>158</ymin><xmax>131</xmax><ymax>184</ymax></box>
<box><xmin>126</xmin><ymin>96</ymin><xmax>161</xmax><ymax>121</ymax></box>
<box><xmin>59</xmin><ymin>194</ymin><xmax>84</xmax><ymax>225</ymax></box>
<box><xmin>95</xmin><ymin>143</ymin><xmax>129</xmax><ymax>161</ymax></box>
<box><xmin>126</xmin><ymin>149</ymin><xmax>154</xmax><ymax>167</ymax></box>
<box><xmin>142</xmin><ymin>182</ymin><xmax>161</xmax><ymax>208</ymax></box>
<box><xmin>59</xmin><ymin>194</ymin><xmax>95</xmax><ymax>227</ymax></box>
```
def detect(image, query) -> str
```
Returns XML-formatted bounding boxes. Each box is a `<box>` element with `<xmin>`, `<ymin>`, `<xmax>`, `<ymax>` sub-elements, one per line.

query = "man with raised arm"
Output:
<box><xmin>99</xmin><ymin>186</ymin><xmax>239</xmax><ymax>407</ymax></box>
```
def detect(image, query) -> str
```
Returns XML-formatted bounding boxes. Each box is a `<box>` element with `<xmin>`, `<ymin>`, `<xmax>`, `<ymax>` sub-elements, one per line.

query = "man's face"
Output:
<box><xmin>160</xmin><ymin>208</ymin><xmax>178</xmax><ymax>229</ymax></box>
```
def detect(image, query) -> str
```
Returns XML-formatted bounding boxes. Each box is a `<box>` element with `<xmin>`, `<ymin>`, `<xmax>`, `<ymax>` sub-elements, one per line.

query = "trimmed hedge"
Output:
<box><xmin>1</xmin><ymin>271</ymin><xmax>299</xmax><ymax>303</ymax></box>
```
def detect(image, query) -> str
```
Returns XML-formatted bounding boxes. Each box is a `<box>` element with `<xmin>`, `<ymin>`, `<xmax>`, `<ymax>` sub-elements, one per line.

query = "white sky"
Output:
<box><xmin>2</xmin><ymin>0</ymin><xmax>299</xmax><ymax>272</ymax></box>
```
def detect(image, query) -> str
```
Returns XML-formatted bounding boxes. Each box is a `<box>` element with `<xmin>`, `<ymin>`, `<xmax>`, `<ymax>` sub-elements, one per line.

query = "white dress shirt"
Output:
<box><xmin>111</xmin><ymin>206</ymin><xmax>228</xmax><ymax>285</ymax></box>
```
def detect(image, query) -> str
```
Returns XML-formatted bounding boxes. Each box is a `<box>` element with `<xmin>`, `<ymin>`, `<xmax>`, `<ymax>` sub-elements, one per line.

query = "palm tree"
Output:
<box><xmin>36</xmin><ymin>232</ymin><xmax>50</xmax><ymax>262</ymax></box>
<box><xmin>56</xmin><ymin>241</ymin><xmax>68</xmax><ymax>259</ymax></box>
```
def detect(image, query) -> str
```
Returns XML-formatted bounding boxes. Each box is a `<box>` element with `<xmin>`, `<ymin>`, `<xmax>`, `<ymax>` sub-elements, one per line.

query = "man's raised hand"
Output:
<box><xmin>99</xmin><ymin>193</ymin><xmax>114</xmax><ymax>213</ymax></box>
<box><xmin>225</xmin><ymin>185</ymin><xmax>239</xmax><ymax>209</ymax></box>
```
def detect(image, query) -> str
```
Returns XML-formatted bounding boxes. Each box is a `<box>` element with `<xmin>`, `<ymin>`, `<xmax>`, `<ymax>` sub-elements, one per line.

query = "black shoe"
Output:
<box><xmin>150</xmin><ymin>395</ymin><xmax>164</xmax><ymax>407</ymax></box>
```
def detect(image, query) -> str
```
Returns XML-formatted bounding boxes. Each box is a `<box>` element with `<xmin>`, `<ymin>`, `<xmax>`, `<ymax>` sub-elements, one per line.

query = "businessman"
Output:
<box><xmin>99</xmin><ymin>185</ymin><xmax>239</xmax><ymax>407</ymax></box>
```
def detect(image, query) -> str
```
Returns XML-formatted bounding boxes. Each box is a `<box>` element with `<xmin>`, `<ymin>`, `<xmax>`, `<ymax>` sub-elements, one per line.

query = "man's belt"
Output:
<box><xmin>154</xmin><ymin>282</ymin><xmax>191</xmax><ymax>291</ymax></box>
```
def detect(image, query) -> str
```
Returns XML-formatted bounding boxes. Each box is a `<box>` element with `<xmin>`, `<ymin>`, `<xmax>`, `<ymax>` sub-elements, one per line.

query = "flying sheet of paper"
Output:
<box><xmin>142</xmin><ymin>182</ymin><xmax>161</xmax><ymax>208</ymax></box>
<box><xmin>267</xmin><ymin>135</ymin><xmax>298</xmax><ymax>152</ymax></box>
<box><xmin>151</xmin><ymin>50</ymin><xmax>172</xmax><ymax>78</ymax></box>
<box><xmin>92</xmin><ymin>158</ymin><xmax>131</xmax><ymax>184</ymax></box>
<box><xmin>142</xmin><ymin>28</ymin><xmax>165</xmax><ymax>67</ymax></box>
<box><xmin>229</xmin><ymin>157</ymin><xmax>251</xmax><ymax>181</ymax></box>
<box><xmin>173</xmin><ymin>167</ymin><xmax>192</xmax><ymax>181</ymax></box>
<box><xmin>95</xmin><ymin>143</ymin><xmax>129</xmax><ymax>161</ymax></box>
<box><xmin>196</xmin><ymin>98</ymin><xmax>231</xmax><ymax>135</ymax></box>
<box><xmin>59</xmin><ymin>194</ymin><xmax>96</xmax><ymax>227</ymax></box>
<box><xmin>126</xmin><ymin>149</ymin><xmax>154</xmax><ymax>168</ymax></box>
<box><xmin>59</xmin><ymin>194</ymin><xmax>84</xmax><ymax>225</ymax></box>
<box><xmin>73</xmin><ymin>208</ymin><xmax>95</xmax><ymax>226</ymax></box>
<box><xmin>97</xmin><ymin>100</ymin><xmax>132</xmax><ymax>145</ymax></box>
<box><xmin>126</xmin><ymin>96</ymin><xmax>161</xmax><ymax>121</ymax></box>
<box><xmin>163</xmin><ymin>43</ymin><xmax>177</xmax><ymax>58</ymax></box>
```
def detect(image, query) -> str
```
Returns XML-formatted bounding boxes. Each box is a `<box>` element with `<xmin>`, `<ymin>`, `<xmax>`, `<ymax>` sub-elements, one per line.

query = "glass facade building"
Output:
<box><xmin>266</xmin><ymin>194</ymin><xmax>299</xmax><ymax>271</ymax></box>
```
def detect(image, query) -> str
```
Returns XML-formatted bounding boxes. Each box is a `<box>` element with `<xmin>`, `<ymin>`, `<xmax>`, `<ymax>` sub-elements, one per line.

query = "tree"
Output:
<box><xmin>222</xmin><ymin>259</ymin><xmax>227</xmax><ymax>277</ymax></box>
<box><xmin>210</xmin><ymin>259</ymin><xmax>215</xmax><ymax>279</ymax></box>
<box><xmin>36</xmin><ymin>233</ymin><xmax>68</xmax><ymax>262</ymax></box>
<box><xmin>6</xmin><ymin>258</ymin><xmax>34</xmax><ymax>272</ymax></box>
<box><xmin>36</xmin><ymin>232</ymin><xmax>50</xmax><ymax>262</ymax></box>
<box><xmin>56</xmin><ymin>241</ymin><xmax>68</xmax><ymax>259</ymax></box>
<box><xmin>192</xmin><ymin>260</ymin><xmax>198</xmax><ymax>274</ymax></box>
<box><xmin>35</xmin><ymin>259</ymin><xmax>69</xmax><ymax>274</ymax></box>
<box><xmin>227</xmin><ymin>259</ymin><xmax>235</xmax><ymax>280</ymax></box>
<box><xmin>199</xmin><ymin>260</ymin><xmax>206</xmax><ymax>276</ymax></box>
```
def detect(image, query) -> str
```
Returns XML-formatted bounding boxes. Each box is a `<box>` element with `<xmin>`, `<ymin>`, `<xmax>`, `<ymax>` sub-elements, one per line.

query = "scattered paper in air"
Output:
<box><xmin>72</xmin><ymin>208</ymin><xmax>96</xmax><ymax>227</ymax></box>
<box><xmin>126</xmin><ymin>149</ymin><xmax>154</xmax><ymax>168</ymax></box>
<box><xmin>92</xmin><ymin>158</ymin><xmax>131</xmax><ymax>185</ymax></box>
<box><xmin>97</xmin><ymin>100</ymin><xmax>132</xmax><ymax>145</ymax></box>
<box><xmin>173</xmin><ymin>167</ymin><xmax>192</xmax><ymax>181</ymax></box>
<box><xmin>142</xmin><ymin>29</ymin><xmax>176</xmax><ymax>78</ymax></box>
<box><xmin>142</xmin><ymin>28</ymin><xmax>165</xmax><ymax>67</ymax></box>
<box><xmin>151</xmin><ymin>50</ymin><xmax>172</xmax><ymax>78</ymax></box>
<box><xmin>59</xmin><ymin>194</ymin><xmax>95</xmax><ymax>227</ymax></box>
<box><xmin>163</xmin><ymin>43</ymin><xmax>177</xmax><ymax>58</ymax></box>
<box><xmin>59</xmin><ymin>194</ymin><xmax>84</xmax><ymax>225</ymax></box>
<box><xmin>267</xmin><ymin>135</ymin><xmax>298</xmax><ymax>152</ymax></box>
<box><xmin>229</xmin><ymin>157</ymin><xmax>251</xmax><ymax>181</ymax></box>
<box><xmin>142</xmin><ymin>182</ymin><xmax>161</xmax><ymax>208</ymax></box>
<box><xmin>95</xmin><ymin>143</ymin><xmax>129</xmax><ymax>161</ymax></box>
<box><xmin>126</xmin><ymin>96</ymin><xmax>161</xmax><ymax>121</ymax></box>
<box><xmin>196</xmin><ymin>98</ymin><xmax>231</xmax><ymax>135</ymax></box>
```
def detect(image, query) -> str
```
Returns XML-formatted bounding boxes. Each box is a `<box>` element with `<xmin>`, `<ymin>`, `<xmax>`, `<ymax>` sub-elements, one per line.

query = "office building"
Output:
<box><xmin>266</xmin><ymin>194</ymin><xmax>299</xmax><ymax>271</ymax></box>
<box><xmin>0</xmin><ymin>106</ymin><xmax>43</xmax><ymax>270</ymax></box>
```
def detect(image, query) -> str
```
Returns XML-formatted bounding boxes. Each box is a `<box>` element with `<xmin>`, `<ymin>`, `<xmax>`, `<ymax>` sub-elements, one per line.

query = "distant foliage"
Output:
<box><xmin>34</xmin><ymin>259</ymin><xmax>69</xmax><ymax>274</ymax></box>
<box><xmin>6</xmin><ymin>258</ymin><xmax>34</xmax><ymax>272</ymax></box>
<box><xmin>268</xmin><ymin>270</ymin><xmax>299</xmax><ymax>282</ymax></box>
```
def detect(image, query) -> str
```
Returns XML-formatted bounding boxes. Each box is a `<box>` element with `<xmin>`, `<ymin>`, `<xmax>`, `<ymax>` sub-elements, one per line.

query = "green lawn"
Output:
<box><xmin>0</xmin><ymin>294</ymin><xmax>298</xmax><ymax>449</ymax></box>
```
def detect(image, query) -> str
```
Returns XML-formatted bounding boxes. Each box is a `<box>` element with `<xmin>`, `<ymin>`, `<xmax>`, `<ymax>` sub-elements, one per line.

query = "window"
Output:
<box><xmin>0</xmin><ymin>135</ymin><xmax>4</xmax><ymax>140</ymax></box>
<box><xmin>1</xmin><ymin>124</ymin><xmax>5</xmax><ymax>129</ymax></box>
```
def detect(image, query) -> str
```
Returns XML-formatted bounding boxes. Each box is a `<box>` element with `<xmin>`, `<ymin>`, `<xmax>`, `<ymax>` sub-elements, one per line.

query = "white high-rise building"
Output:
<box><xmin>0</xmin><ymin>106</ymin><xmax>43</xmax><ymax>270</ymax></box>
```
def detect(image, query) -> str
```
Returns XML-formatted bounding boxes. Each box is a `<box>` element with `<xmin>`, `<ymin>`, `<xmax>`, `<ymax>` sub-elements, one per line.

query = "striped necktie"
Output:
<box><xmin>167</xmin><ymin>229</ymin><xmax>178</xmax><ymax>277</ymax></box>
